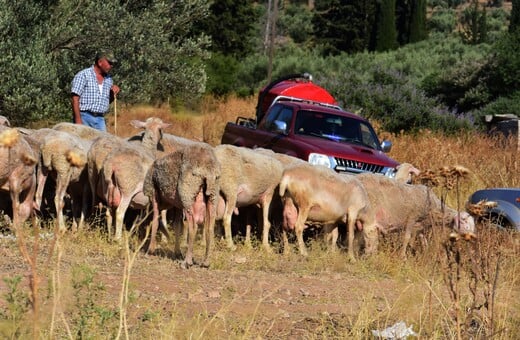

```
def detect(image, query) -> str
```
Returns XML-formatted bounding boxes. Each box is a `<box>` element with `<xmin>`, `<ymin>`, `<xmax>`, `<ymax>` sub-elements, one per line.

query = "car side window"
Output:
<box><xmin>264</xmin><ymin>104</ymin><xmax>292</xmax><ymax>133</ymax></box>
<box><xmin>359</xmin><ymin>123</ymin><xmax>379</xmax><ymax>149</ymax></box>
<box><xmin>263</xmin><ymin>104</ymin><xmax>283</xmax><ymax>130</ymax></box>
<box><xmin>277</xmin><ymin>107</ymin><xmax>293</xmax><ymax>127</ymax></box>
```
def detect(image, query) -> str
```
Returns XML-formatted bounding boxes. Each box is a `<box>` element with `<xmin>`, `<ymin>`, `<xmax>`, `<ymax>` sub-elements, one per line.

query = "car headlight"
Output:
<box><xmin>383</xmin><ymin>166</ymin><xmax>397</xmax><ymax>178</ymax></box>
<box><xmin>308</xmin><ymin>153</ymin><xmax>335</xmax><ymax>169</ymax></box>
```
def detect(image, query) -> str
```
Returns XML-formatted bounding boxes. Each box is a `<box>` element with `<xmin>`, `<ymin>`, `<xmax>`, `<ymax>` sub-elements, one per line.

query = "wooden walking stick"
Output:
<box><xmin>113</xmin><ymin>95</ymin><xmax>118</xmax><ymax>136</ymax></box>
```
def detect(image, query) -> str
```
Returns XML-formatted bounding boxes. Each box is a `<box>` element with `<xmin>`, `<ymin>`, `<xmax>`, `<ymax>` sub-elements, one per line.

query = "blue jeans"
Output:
<box><xmin>80</xmin><ymin>111</ymin><xmax>107</xmax><ymax>132</ymax></box>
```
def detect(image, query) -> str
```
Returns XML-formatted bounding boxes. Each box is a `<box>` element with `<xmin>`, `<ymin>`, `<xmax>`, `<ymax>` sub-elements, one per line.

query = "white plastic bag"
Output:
<box><xmin>371</xmin><ymin>321</ymin><xmax>418</xmax><ymax>339</ymax></box>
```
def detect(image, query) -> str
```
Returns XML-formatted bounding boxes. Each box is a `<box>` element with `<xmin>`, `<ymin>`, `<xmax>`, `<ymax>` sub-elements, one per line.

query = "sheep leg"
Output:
<box><xmin>147</xmin><ymin>192</ymin><xmax>161</xmax><ymax>254</ymax></box>
<box><xmin>55</xmin><ymin>172</ymin><xmax>71</xmax><ymax>232</ymax></box>
<box><xmin>78</xmin><ymin>180</ymin><xmax>91</xmax><ymax>230</ymax></box>
<box><xmin>114</xmin><ymin>196</ymin><xmax>131</xmax><ymax>242</ymax></box>
<box><xmin>282</xmin><ymin>229</ymin><xmax>291</xmax><ymax>255</ymax></box>
<box><xmin>159</xmin><ymin>209</ymin><xmax>170</xmax><ymax>243</ymax></box>
<box><xmin>400</xmin><ymin>223</ymin><xmax>415</xmax><ymax>259</ymax></box>
<box><xmin>346</xmin><ymin>214</ymin><xmax>357</xmax><ymax>262</ymax></box>
<box><xmin>172</xmin><ymin>209</ymin><xmax>184</xmax><ymax>259</ymax></box>
<box><xmin>106</xmin><ymin>207</ymin><xmax>113</xmax><ymax>239</ymax></box>
<box><xmin>34</xmin><ymin>166</ymin><xmax>49</xmax><ymax>211</ymax></box>
<box><xmin>201</xmin><ymin>201</ymin><xmax>216</xmax><ymax>268</ymax></box>
<box><xmin>260</xmin><ymin>194</ymin><xmax>273</xmax><ymax>252</ymax></box>
<box><xmin>324</xmin><ymin>224</ymin><xmax>339</xmax><ymax>252</ymax></box>
<box><xmin>222</xmin><ymin>195</ymin><xmax>237</xmax><ymax>250</ymax></box>
<box><xmin>183</xmin><ymin>212</ymin><xmax>197</xmax><ymax>269</ymax></box>
<box><xmin>295</xmin><ymin>205</ymin><xmax>310</xmax><ymax>256</ymax></box>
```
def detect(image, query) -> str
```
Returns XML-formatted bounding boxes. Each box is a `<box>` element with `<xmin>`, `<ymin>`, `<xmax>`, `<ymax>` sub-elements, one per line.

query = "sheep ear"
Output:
<box><xmin>130</xmin><ymin>120</ymin><xmax>146</xmax><ymax>129</ymax></box>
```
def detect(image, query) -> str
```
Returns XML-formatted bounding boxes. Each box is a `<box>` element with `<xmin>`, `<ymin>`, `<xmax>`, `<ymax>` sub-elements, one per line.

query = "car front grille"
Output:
<box><xmin>334</xmin><ymin>157</ymin><xmax>385</xmax><ymax>174</ymax></box>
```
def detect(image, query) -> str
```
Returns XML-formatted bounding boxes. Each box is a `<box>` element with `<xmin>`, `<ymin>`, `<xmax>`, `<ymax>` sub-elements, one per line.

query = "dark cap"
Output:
<box><xmin>95</xmin><ymin>49</ymin><xmax>118</xmax><ymax>64</ymax></box>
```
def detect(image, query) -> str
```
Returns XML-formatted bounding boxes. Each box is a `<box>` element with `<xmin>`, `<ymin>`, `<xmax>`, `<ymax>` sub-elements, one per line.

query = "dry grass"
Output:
<box><xmin>1</xmin><ymin>97</ymin><xmax>519</xmax><ymax>339</ymax></box>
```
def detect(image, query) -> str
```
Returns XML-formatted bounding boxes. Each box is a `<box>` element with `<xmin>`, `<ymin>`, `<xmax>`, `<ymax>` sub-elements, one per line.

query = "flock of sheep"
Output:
<box><xmin>0</xmin><ymin>116</ymin><xmax>477</xmax><ymax>268</ymax></box>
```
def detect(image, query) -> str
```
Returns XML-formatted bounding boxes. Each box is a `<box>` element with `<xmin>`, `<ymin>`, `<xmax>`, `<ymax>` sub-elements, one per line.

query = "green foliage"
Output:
<box><xmin>70</xmin><ymin>265</ymin><xmax>117</xmax><ymax>339</ymax></box>
<box><xmin>192</xmin><ymin>0</ymin><xmax>257</xmax><ymax>57</ymax></box>
<box><xmin>0</xmin><ymin>0</ymin><xmax>211</xmax><ymax>126</ymax></box>
<box><xmin>375</xmin><ymin>0</ymin><xmax>399</xmax><ymax>51</ymax></box>
<box><xmin>278</xmin><ymin>2</ymin><xmax>314</xmax><ymax>45</ymax></box>
<box><xmin>459</xmin><ymin>0</ymin><xmax>489</xmax><ymax>44</ymax></box>
<box><xmin>327</xmin><ymin>65</ymin><xmax>472</xmax><ymax>133</ymax></box>
<box><xmin>429</xmin><ymin>9</ymin><xmax>457</xmax><ymax>34</ymax></box>
<box><xmin>471</xmin><ymin>91</ymin><xmax>520</xmax><ymax>126</ymax></box>
<box><xmin>0</xmin><ymin>276</ymin><xmax>30</xmax><ymax>339</ymax></box>
<box><xmin>421</xmin><ymin>58</ymin><xmax>491</xmax><ymax>112</ymax></box>
<box><xmin>485</xmin><ymin>30</ymin><xmax>520</xmax><ymax>96</ymax></box>
<box><xmin>312</xmin><ymin>0</ymin><xmax>377</xmax><ymax>55</ymax></box>
<box><xmin>205</xmin><ymin>53</ymin><xmax>240</xmax><ymax>97</ymax></box>
<box><xmin>486</xmin><ymin>8</ymin><xmax>511</xmax><ymax>41</ymax></box>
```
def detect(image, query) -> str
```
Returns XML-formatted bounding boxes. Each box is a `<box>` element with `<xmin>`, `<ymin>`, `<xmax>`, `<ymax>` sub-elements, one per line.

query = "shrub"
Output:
<box><xmin>205</xmin><ymin>53</ymin><xmax>240</xmax><ymax>97</ymax></box>
<box><xmin>429</xmin><ymin>9</ymin><xmax>457</xmax><ymax>34</ymax></box>
<box><xmin>328</xmin><ymin>67</ymin><xmax>472</xmax><ymax>134</ymax></box>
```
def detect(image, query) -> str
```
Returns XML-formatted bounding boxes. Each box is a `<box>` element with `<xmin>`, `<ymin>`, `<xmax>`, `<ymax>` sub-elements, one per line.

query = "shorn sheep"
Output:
<box><xmin>394</xmin><ymin>162</ymin><xmax>421</xmax><ymax>184</ymax></box>
<box><xmin>88</xmin><ymin>118</ymin><xmax>170</xmax><ymax>209</ymax></box>
<box><xmin>53</xmin><ymin>122</ymin><xmax>110</xmax><ymax>141</ymax></box>
<box><xmin>0</xmin><ymin>127</ymin><xmax>38</xmax><ymax>229</ymax></box>
<box><xmin>34</xmin><ymin>129</ymin><xmax>92</xmax><ymax>231</ymax></box>
<box><xmin>214</xmin><ymin>144</ymin><xmax>284</xmax><ymax>251</ymax></box>
<box><xmin>356</xmin><ymin>173</ymin><xmax>476</xmax><ymax>258</ymax></box>
<box><xmin>279</xmin><ymin>163</ymin><xmax>378</xmax><ymax>260</ymax></box>
<box><xmin>91</xmin><ymin>118</ymin><xmax>170</xmax><ymax>240</ymax></box>
<box><xmin>144</xmin><ymin>143</ymin><xmax>221</xmax><ymax>268</ymax></box>
<box><xmin>100</xmin><ymin>145</ymin><xmax>154</xmax><ymax>241</ymax></box>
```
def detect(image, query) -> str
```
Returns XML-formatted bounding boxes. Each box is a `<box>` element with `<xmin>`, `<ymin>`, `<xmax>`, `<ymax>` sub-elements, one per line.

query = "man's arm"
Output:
<box><xmin>71</xmin><ymin>94</ymin><xmax>82</xmax><ymax>124</ymax></box>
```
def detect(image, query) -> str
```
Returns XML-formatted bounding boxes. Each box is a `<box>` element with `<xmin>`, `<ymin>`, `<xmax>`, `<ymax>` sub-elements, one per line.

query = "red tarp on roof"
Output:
<box><xmin>259</xmin><ymin>80</ymin><xmax>338</xmax><ymax>117</ymax></box>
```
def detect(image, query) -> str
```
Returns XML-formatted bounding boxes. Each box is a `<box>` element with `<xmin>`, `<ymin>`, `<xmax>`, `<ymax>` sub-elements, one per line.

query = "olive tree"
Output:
<box><xmin>0</xmin><ymin>0</ymin><xmax>211</xmax><ymax>126</ymax></box>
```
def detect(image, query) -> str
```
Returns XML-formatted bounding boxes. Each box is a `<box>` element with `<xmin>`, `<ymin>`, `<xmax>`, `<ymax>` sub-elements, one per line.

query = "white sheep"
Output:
<box><xmin>214</xmin><ymin>144</ymin><xmax>284</xmax><ymax>251</ymax></box>
<box><xmin>34</xmin><ymin>129</ymin><xmax>92</xmax><ymax>231</ymax></box>
<box><xmin>0</xmin><ymin>127</ymin><xmax>38</xmax><ymax>229</ymax></box>
<box><xmin>126</xmin><ymin>118</ymin><xmax>172</xmax><ymax>152</ymax></box>
<box><xmin>0</xmin><ymin>115</ymin><xmax>10</xmax><ymax>127</ymax></box>
<box><xmin>88</xmin><ymin>118</ymin><xmax>170</xmax><ymax>239</ymax></box>
<box><xmin>278</xmin><ymin>163</ymin><xmax>378</xmax><ymax>260</ymax></box>
<box><xmin>99</xmin><ymin>144</ymin><xmax>153</xmax><ymax>241</ymax></box>
<box><xmin>53</xmin><ymin>122</ymin><xmax>111</xmax><ymax>141</ymax></box>
<box><xmin>356</xmin><ymin>173</ymin><xmax>476</xmax><ymax>258</ymax></box>
<box><xmin>394</xmin><ymin>162</ymin><xmax>421</xmax><ymax>184</ymax></box>
<box><xmin>144</xmin><ymin>143</ymin><xmax>221</xmax><ymax>268</ymax></box>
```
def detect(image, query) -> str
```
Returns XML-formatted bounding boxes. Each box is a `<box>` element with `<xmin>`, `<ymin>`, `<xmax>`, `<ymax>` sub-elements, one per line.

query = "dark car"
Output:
<box><xmin>468</xmin><ymin>188</ymin><xmax>520</xmax><ymax>230</ymax></box>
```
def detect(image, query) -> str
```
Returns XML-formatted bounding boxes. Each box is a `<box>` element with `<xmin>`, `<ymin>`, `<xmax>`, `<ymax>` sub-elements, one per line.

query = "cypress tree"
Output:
<box><xmin>511</xmin><ymin>0</ymin><xmax>520</xmax><ymax>33</ymax></box>
<box><xmin>313</xmin><ymin>0</ymin><xmax>376</xmax><ymax>55</ymax></box>
<box><xmin>409</xmin><ymin>0</ymin><xmax>428</xmax><ymax>43</ymax></box>
<box><xmin>374</xmin><ymin>0</ymin><xmax>398</xmax><ymax>51</ymax></box>
<box><xmin>396</xmin><ymin>0</ymin><xmax>412</xmax><ymax>45</ymax></box>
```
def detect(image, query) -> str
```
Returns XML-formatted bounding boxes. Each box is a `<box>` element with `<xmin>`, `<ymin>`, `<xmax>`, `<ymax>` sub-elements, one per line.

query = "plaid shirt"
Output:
<box><xmin>71</xmin><ymin>66</ymin><xmax>113</xmax><ymax>114</ymax></box>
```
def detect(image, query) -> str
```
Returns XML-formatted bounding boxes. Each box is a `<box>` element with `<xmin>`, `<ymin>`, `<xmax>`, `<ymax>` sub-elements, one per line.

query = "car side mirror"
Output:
<box><xmin>273</xmin><ymin>120</ymin><xmax>288</xmax><ymax>135</ymax></box>
<box><xmin>381</xmin><ymin>140</ymin><xmax>392</xmax><ymax>153</ymax></box>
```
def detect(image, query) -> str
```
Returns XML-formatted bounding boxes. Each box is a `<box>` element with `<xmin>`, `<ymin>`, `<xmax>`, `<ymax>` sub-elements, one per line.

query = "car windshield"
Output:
<box><xmin>294</xmin><ymin>110</ymin><xmax>380</xmax><ymax>150</ymax></box>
